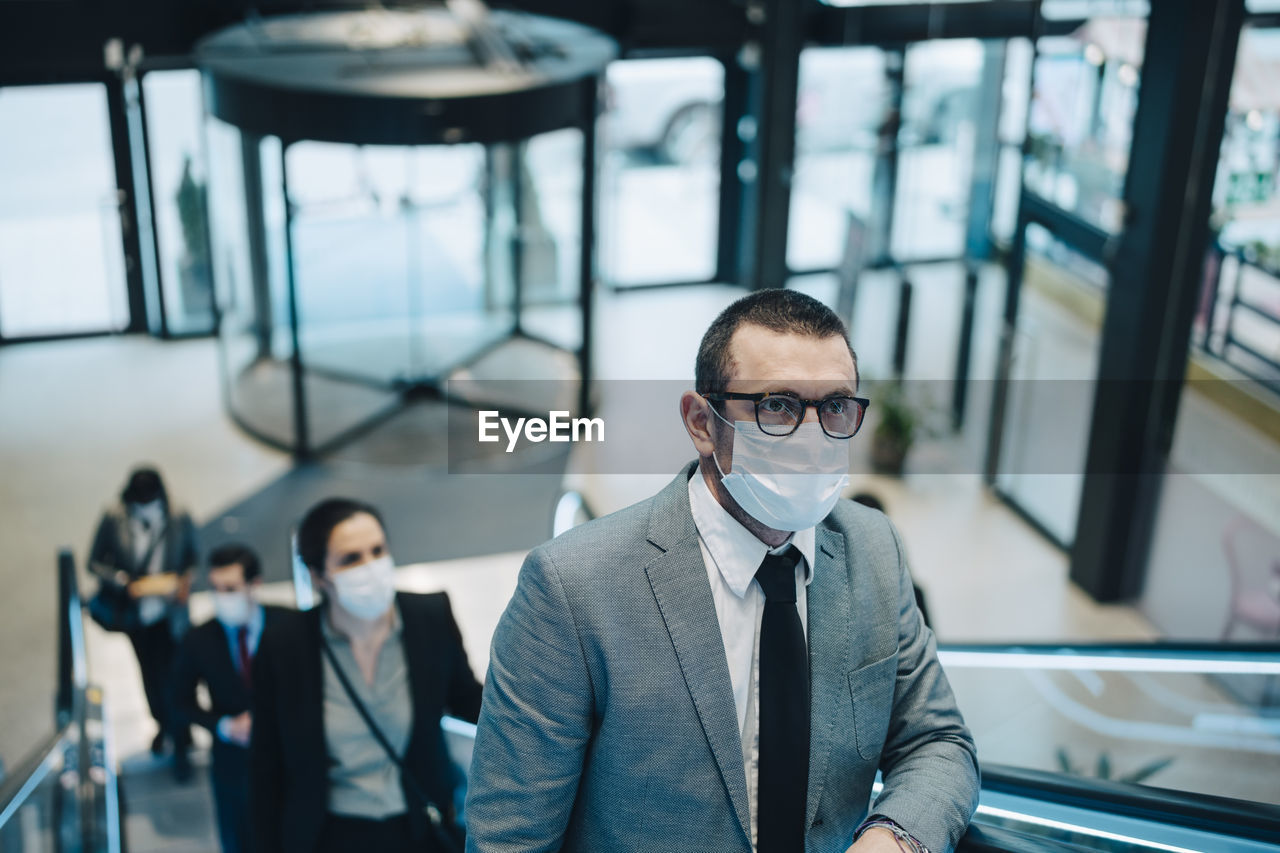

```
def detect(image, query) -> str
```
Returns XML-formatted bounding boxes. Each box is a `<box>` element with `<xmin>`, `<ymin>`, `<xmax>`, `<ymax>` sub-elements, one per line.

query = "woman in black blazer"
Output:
<box><xmin>249</xmin><ymin>498</ymin><xmax>483</xmax><ymax>853</ymax></box>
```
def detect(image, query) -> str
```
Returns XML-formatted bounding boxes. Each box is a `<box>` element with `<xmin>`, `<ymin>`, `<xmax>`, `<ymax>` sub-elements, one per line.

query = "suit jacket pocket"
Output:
<box><xmin>848</xmin><ymin>653</ymin><xmax>896</xmax><ymax>761</ymax></box>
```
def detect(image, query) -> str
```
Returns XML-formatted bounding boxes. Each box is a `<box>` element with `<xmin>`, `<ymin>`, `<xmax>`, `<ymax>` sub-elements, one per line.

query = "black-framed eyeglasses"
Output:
<box><xmin>704</xmin><ymin>391</ymin><xmax>871</xmax><ymax>439</ymax></box>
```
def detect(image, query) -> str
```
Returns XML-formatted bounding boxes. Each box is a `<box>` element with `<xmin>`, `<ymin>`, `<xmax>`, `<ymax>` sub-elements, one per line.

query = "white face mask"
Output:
<box><xmin>214</xmin><ymin>591</ymin><xmax>252</xmax><ymax>627</ymax></box>
<box><xmin>130</xmin><ymin>499</ymin><xmax>166</xmax><ymax>528</ymax></box>
<box><xmin>330</xmin><ymin>556</ymin><xmax>397</xmax><ymax>621</ymax></box>
<box><xmin>709</xmin><ymin>406</ymin><xmax>850</xmax><ymax>532</ymax></box>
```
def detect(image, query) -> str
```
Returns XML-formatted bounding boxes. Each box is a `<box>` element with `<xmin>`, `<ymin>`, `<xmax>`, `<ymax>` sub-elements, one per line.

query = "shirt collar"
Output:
<box><xmin>688</xmin><ymin>468</ymin><xmax>816</xmax><ymax>599</ymax></box>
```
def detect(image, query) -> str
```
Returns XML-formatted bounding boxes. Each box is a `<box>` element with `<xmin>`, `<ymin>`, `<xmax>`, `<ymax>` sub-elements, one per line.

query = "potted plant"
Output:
<box><xmin>870</xmin><ymin>380</ymin><xmax>917</xmax><ymax>476</ymax></box>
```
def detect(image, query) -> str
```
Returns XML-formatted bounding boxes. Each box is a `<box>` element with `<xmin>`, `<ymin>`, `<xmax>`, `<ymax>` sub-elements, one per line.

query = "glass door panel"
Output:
<box><xmin>142</xmin><ymin>70</ymin><xmax>215</xmax><ymax>335</ymax></box>
<box><xmin>0</xmin><ymin>84</ymin><xmax>129</xmax><ymax>338</ymax></box>
<box><xmin>891</xmin><ymin>39</ymin><xmax>985</xmax><ymax>261</ymax></box>
<box><xmin>994</xmin><ymin>223</ymin><xmax>1107</xmax><ymax>546</ymax></box>
<box><xmin>600</xmin><ymin>57</ymin><xmax>722</xmax><ymax>286</ymax></box>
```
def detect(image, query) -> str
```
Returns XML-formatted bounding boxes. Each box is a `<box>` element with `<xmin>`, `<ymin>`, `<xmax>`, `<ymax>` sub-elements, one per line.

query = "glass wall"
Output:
<box><xmin>1142</xmin><ymin>21</ymin><xmax>1280</xmax><ymax>646</ymax></box>
<box><xmin>994</xmin><ymin>223</ymin><xmax>1106</xmax><ymax>547</ymax></box>
<box><xmin>787</xmin><ymin>46</ymin><xmax>887</xmax><ymax>272</ymax></box>
<box><xmin>947</xmin><ymin>652</ymin><xmax>1280</xmax><ymax>806</ymax></box>
<box><xmin>208</xmin><ymin>118</ymin><xmax>296</xmax><ymax>447</ymax></box>
<box><xmin>991</xmin><ymin>38</ymin><xmax>1034</xmax><ymax>245</ymax></box>
<box><xmin>0</xmin><ymin>84</ymin><xmax>129</xmax><ymax>338</ymax></box>
<box><xmin>891</xmin><ymin>39</ymin><xmax>985</xmax><ymax>261</ymax></box>
<box><xmin>1023</xmin><ymin>17</ymin><xmax>1145</xmax><ymax>233</ymax></box>
<box><xmin>520</xmin><ymin>128</ymin><xmax>585</xmax><ymax>348</ymax></box>
<box><xmin>142</xmin><ymin>70</ymin><xmax>215</xmax><ymax>335</ymax></box>
<box><xmin>600</xmin><ymin>57</ymin><xmax>722</xmax><ymax>286</ymax></box>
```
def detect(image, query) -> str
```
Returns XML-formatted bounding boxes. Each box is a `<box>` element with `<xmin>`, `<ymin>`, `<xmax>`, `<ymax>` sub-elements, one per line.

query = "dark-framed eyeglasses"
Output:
<box><xmin>703</xmin><ymin>391</ymin><xmax>871</xmax><ymax>439</ymax></box>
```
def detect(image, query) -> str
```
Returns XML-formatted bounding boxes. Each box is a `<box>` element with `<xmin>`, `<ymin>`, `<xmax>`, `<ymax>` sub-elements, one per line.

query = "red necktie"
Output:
<box><xmin>237</xmin><ymin>627</ymin><xmax>252</xmax><ymax>688</ymax></box>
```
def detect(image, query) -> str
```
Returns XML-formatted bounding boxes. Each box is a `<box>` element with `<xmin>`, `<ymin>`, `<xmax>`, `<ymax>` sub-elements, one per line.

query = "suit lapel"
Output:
<box><xmin>805</xmin><ymin>525</ymin><xmax>852</xmax><ymax>829</ymax></box>
<box><xmin>643</xmin><ymin>464</ymin><xmax>752</xmax><ymax>847</ymax></box>
<box><xmin>646</xmin><ymin>540</ymin><xmax>752</xmax><ymax>847</ymax></box>
<box><xmin>398</xmin><ymin>594</ymin><xmax>433</xmax><ymax>758</ymax></box>
<box><xmin>301</xmin><ymin>609</ymin><xmax>328</xmax><ymax>767</ymax></box>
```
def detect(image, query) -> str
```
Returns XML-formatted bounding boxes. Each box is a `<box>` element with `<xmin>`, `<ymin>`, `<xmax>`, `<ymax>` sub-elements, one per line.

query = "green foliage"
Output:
<box><xmin>871</xmin><ymin>380</ymin><xmax>917</xmax><ymax>447</ymax></box>
<box><xmin>1055</xmin><ymin>747</ymin><xmax>1173</xmax><ymax>784</ymax></box>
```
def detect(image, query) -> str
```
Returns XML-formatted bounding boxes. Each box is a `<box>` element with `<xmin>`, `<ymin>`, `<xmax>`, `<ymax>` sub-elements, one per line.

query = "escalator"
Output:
<box><xmin>0</xmin><ymin>551</ymin><xmax>123</xmax><ymax>853</ymax></box>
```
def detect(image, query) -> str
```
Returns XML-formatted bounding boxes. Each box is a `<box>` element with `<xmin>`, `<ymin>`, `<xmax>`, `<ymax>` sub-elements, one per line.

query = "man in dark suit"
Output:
<box><xmin>172</xmin><ymin>543</ymin><xmax>282</xmax><ymax>853</ymax></box>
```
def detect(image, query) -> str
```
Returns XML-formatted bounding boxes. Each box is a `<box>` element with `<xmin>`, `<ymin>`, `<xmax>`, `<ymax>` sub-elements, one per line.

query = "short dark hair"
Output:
<box><xmin>695</xmin><ymin>289</ymin><xmax>857</xmax><ymax>396</ymax></box>
<box><xmin>122</xmin><ymin>467</ymin><xmax>168</xmax><ymax>507</ymax></box>
<box><xmin>208</xmin><ymin>543</ymin><xmax>262</xmax><ymax>582</ymax></box>
<box><xmin>296</xmin><ymin>498</ymin><xmax>386</xmax><ymax>574</ymax></box>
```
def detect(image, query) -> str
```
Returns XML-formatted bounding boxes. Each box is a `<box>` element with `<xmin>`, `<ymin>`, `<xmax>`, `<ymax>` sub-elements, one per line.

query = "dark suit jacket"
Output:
<box><xmin>249</xmin><ymin>592</ymin><xmax>483</xmax><ymax>853</ymax></box>
<box><xmin>172</xmin><ymin>606</ymin><xmax>286</xmax><ymax>748</ymax></box>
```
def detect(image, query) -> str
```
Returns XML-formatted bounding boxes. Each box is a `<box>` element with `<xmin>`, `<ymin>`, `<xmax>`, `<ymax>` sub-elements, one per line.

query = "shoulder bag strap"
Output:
<box><xmin>319</xmin><ymin>632</ymin><xmax>461</xmax><ymax>853</ymax></box>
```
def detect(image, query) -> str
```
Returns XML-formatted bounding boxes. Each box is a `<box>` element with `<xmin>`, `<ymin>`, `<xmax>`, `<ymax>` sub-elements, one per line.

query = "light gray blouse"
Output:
<box><xmin>321</xmin><ymin>612</ymin><xmax>414</xmax><ymax>819</ymax></box>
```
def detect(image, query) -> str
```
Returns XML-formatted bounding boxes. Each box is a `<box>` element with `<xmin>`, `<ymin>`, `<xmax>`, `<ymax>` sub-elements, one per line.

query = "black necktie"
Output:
<box><xmin>755</xmin><ymin>545</ymin><xmax>808</xmax><ymax>853</ymax></box>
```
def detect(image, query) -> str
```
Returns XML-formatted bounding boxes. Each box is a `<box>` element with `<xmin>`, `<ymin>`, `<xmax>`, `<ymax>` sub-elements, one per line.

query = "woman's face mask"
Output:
<box><xmin>708</xmin><ymin>404</ymin><xmax>850</xmax><ymax>532</ymax></box>
<box><xmin>329</xmin><ymin>556</ymin><xmax>397</xmax><ymax>621</ymax></box>
<box><xmin>129</xmin><ymin>499</ymin><xmax>166</xmax><ymax>527</ymax></box>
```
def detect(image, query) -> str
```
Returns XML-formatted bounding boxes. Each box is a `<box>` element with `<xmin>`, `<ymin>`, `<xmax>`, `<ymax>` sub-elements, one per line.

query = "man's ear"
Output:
<box><xmin>680</xmin><ymin>391</ymin><xmax>717</xmax><ymax>459</ymax></box>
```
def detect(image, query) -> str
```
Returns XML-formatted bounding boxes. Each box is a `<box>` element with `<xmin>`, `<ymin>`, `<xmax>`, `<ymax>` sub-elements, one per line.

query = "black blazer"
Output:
<box><xmin>249</xmin><ymin>592</ymin><xmax>483</xmax><ymax>853</ymax></box>
<box><xmin>172</xmin><ymin>606</ymin><xmax>286</xmax><ymax>742</ymax></box>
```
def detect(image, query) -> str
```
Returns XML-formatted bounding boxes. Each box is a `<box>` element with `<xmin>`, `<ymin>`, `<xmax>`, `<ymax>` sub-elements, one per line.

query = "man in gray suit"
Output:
<box><xmin>466</xmin><ymin>290</ymin><xmax>979</xmax><ymax>853</ymax></box>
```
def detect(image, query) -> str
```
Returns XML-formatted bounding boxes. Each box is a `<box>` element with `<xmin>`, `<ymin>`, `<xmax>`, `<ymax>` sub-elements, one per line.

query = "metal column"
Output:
<box><xmin>742</xmin><ymin>0</ymin><xmax>804</xmax><ymax>291</ymax></box>
<box><xmin>1070</xmin><ymin>0</ymin><xmax>1245</xmax><ymax>601</ymax></box>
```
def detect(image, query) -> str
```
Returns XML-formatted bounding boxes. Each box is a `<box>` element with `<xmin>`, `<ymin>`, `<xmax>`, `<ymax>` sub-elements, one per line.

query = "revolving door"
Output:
<box><xmin>198</xmin><ymin>7</ymin><xmax>615</xmax><ymax>456</ymax></box>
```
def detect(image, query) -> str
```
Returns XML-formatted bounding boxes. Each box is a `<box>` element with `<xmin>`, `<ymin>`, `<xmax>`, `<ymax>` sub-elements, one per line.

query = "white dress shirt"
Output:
<box><xmin>129</xmin><ymin>510</ymin><xmax>168</xmax><ymax>626</ymax></box>
<box><xmin>688</xmin><ymin>471</ymin><xmax>815</xmax><ymax>852</ymax></box>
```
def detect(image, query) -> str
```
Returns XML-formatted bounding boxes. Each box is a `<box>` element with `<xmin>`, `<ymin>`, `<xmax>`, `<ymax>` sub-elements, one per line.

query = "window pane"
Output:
<box><xmin>1024</xmin><ymin>18</ymin><xmax>1146</xmax><ymax>233</ymax></box>
<box><xmin>891</xmin><ymin>39</ymin><xmax>985</xmax><ymax>260</ymax></box>
<box><xmin>995</xmin><ymin>223</ymin><xmax>1107</xmax><ymax>546</ymax></box>
<box><xmin>601</xmin><ymin>57</ymin><xmax>722</xmax><ymax>286</ymax></box>
<box><xmin>0</xmin><ymin>84</ymin><xmax>128</xmax><ymax>337</ymax></box>
<box><xmin>788</xmin><ymin>47</ymin><xmax>887</xmax><ymax>271</ymax></box>
<box><xmin>143</xmin><ymin>70</ymin><xmax>215</xmax><ymax>334</ymax></box>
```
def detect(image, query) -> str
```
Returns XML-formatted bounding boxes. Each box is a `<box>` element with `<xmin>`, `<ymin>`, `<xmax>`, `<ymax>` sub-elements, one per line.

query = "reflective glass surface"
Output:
<box><xmin>142</xmin><ymin>70</ymin><xmax>215</xmax><ymax>335</ymax></box>
<box><xmin>0</xmin><ymin>84</ymin><xmax>129</xmax><ymax>338</ymax></box>
<box><xmin>995</xmin><ymin>223</ymin><xmax>1106</xmax><ymax>546</ymax></box>
<box><xmin>788</xmin><ymin>47</ymin><xmax>887</xmax><ymax>271</ymax></box>
<box><xmin>1024</xmin><ymin>18</ymin><xmax>1145</xmax><ymax>233</ymax></box>
<box><xmin>943</xmin><ymin>648</ymin><xmax>1280</xmax><ymax>807</ymax></box>
<box><xmin>601</xmin><ymin>57</ymin><xmax>721</xmax><ymax>285</ymax></box>
<box><xmin>207</xmin><ymin>118</ymin><xmax>295</xmax><ymax>447</ymax></box>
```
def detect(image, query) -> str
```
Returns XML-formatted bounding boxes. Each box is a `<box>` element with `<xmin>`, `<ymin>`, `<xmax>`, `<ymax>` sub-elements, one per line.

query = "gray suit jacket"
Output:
<box><xmin>466</xmin><ymin>463</ymin><xmax>979</xmax><ymax>853</ymax></box>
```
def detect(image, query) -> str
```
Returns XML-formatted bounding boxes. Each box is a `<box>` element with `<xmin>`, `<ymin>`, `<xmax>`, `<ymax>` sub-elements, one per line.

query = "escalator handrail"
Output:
<box><xmin>958</xmin><ymin>820</ymin><xmax>1096</xmax><ymax>853</ymax></box>
<box><xmin>0</xmin><ymin>726</ymin><xmax>70</xmax><ymax>830</ymax></box>
<box><xmin>980</xmin><ymin>762</ymin><xmax>1280</xmax><ymax>846</ymax></box>
<box><xmin>2</xmin><ymin>547</ymin><xmax>87</xmax><ymax>829</ymax></box>
<box><xmin>938</xmin><ymin>641</ymin><xmax>1280</xmax><ymax>674</ymax></box>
